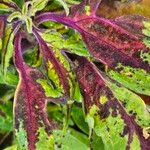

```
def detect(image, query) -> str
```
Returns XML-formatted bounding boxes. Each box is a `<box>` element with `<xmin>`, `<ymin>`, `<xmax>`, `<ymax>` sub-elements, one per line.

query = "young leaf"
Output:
<box><xmin>0</xmin><ymin>0</ymin><xmax>17</xmax><ymax>12</ymax></box>
<box><xmin>56</xmin><ymin>0</ymin><xmax>69</xmax><ymax>15</ymax></box>
<box><xmin>32</xmin><ymin>0</ymin><xmax>49</xmax><ymax>15</ymax></box>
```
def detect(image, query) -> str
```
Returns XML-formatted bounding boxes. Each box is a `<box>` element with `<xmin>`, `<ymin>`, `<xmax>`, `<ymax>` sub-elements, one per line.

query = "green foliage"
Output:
<box><xmin>37</xmin><ymin>79</ymin><xmax>63</xmax><ymax>98</ymax></box>
<box><xmin>71</xmin><ymin>105</ymin><xmax>89</xmax><ymax>134</ymax></box>
<box><xmin>108</xmin><ymin>64</ymin><xmax>150</xmax><ymax>96</ymax></box>
<box><xmin>0</xmin><ymin>99</ymin><xmax>13</xmax><ymax>133</ymax></box>
<box><xmin>32</xmin><ymin>0</ymin><xmax>49</xmax><ymax>16</ymax></box>
<box><xmin>40</xmin><ymin>30</ymin><xmax>90</xmax><ymax>57</ymax></box>
<box><xmin>143</xmin><ymin>21</ymin><xmax>150</xmax><ymax>48</ymax></box>
<box><xmin>53</xmin><ymin>130</ymin><xmax>89</xmax><ymax>150</ymax></box>
<box><xmin>15</xmin><ymin>121</ymin><xmax>28</xmax><ymax>150</ymax></box>
<box><xmin>36</xmin><ymin>128</ymin><xmax>54</xmax><ymax>150</ymax></box>
<box><xmin>107</xmin><ymin>81</ymin><xmax>150</xmax><ymax>127</ymax></box>
<box><xmin>2</xmin><ymin>25</ymin><xmax>14</xmax><ymax>76</ymax></box>
<box><xmin>13</xmin><ymin>0</ymin><xmax>24</xmax><ymax>8</ymax></box>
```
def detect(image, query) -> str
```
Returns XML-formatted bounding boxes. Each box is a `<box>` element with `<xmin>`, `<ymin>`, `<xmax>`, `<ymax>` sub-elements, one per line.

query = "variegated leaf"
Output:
<box><xmin>75</xmin><ymin>57</ymin><xmax>150</xmax><ymax>150</ymax></box>
<box><xmin>13</xmin><ymin>32</ymin><xmax>55</xmax><ymax>150</ymax></box>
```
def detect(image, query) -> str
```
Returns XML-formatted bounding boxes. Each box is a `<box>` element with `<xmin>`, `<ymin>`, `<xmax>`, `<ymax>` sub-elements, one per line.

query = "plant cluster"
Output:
<box><xmin>0</xmin><ymin>0</ymin><xmax>150</xmax><ymax>150</ymax></box>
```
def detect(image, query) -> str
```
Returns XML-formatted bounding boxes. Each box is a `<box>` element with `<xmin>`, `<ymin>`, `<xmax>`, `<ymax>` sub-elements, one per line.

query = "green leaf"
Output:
<box><xmin>71</xmin><ymin>105</ymin><xmax>89</xmax><ymax>134</ymax></box>
<box><xmin>37</xmin><ymin>79</ymin><xmax>63</xmax><ymax>98</ymax></box>
<box><xmin>94</xmin><ymin>113</ymin><xmax>128</xmax><ymax>150</ymax></box>
<box><xmin>4</xmin><ymin>145</ymin><xmax>17</xmax><ymax>150</ymax></box>
<box><xmin>69</xmin><ymin>128</ymin><xmax>89</xmax><ymax>147</ymax></box>
<box><xmin>25</xmin><ymin>16</ymin><xmax>33</xmax><ymax>33</ymax></box>
<box><xmin>53</xmin><ymin>130</ymin><xmax>89</xmax><ymax>150</ymax></box>
<box><xmin>107</xmin><ymin>81</ymin><xmax>150</xmax><ymax>128</ymax></box>
<box><xmin>108</xmin><ymin>64</ymin><xmax>150</xmax><ymax>96</ymax></box>
<box><xmin>2</xmin><ymin>25</ymin><xmax>14</xmax><ymax>75</ymax></box>
<box><xmin>32</xmin><ymin>0</ymin><xmax>49</xmax><ymax>15</ymax></box>
<box><xmin>13</xmin><ymin>0</ymin><xmax>24</xmax><ymax>8</ymax></box>
<box><xmin>140</xmin><ymin>51</ymin><xmax>150</xmax><ymax>65</ymax></box>
<box><xmin>40</xmin><ymin>30</ymin><xmax>90</xmax><ymax>57</ymax></box>
<box><xmin>0</xmin><ymin>0</ymin><xmax>16</xmax><ymax>12</ymax></box>
<box><xmin>143</xmin><ymin>38</ymin><xmax>150</xmax><ymax>48</ymax></box>
<box><xmin>0</xmin><ymin>65</ymin><xmax>18</xmax><ymax>86</ymax></box>
<box><xmin>91</xmin><ymin>132</ymin><xmax>104</xmax><ymax>150</ymax></box>
<box><xmin>7</xmin><ymin>11</ymin><xmax>22</xmax><ymax>23</ymax></box>
<box><xmin>0</xmin><ymin>99</ymin><xmax>13</xmax><ymax>133</ymax></box>
<box><xmin>36</xmin><ymin>127</ymin><xmax>54</xmax><ymax>150</ymax></box>
<box><xmin>0</xmin><ymin>3</ymin><xmax>13</xmax><ymax>12</ymax></box>
<box><xmin>73</xmin><ymin>82</ymin><xmax>82</xmax><ymax>102</ymax></box>
<box><xmin>15</xmin><ymin>120</ymin><xmax>28</xmax><ymax>150</ymax></box>
<box><xmin>143</xmin><ymin>21</ymin><xmax>150</xmax><ymax>29</ymax></box>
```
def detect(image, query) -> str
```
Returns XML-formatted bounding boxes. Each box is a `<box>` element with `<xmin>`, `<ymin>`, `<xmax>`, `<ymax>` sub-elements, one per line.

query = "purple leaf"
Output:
<box><xmin>13</xmin><ymin>32</ymin><xmax>55</xmax><ymax>150</ymax></box>
<box><xmin>35</xmin><ymin>11</ymin><xmax>150</xmax><ymax>73</ymax></box>
<box><xmin>75</xmin><ymin>56</ymin><xmax>150</xmax><ymax>149</ymax></box>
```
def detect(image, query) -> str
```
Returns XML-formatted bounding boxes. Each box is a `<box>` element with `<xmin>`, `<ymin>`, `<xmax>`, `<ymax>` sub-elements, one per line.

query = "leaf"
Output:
<box><xmin>0</xmin><ymin>16</ymin><xmax>5</xmax><ymax>50</ymax></box>
<box><xmin>0</xmin><ymin>16</ymin><xmax>5</xmax><ymax>38</ymax></box>
<box><xmin>108</xmin><ymin>64</ymin><xmax>150</xmax><ymax>96</ymax></box>
<box><xmin>32</xmin><ymin>0</ymin><xmax>49</xmax><ymax>15</ymax></box>
<box><xmin>1</xmin><ymin>25</ymin><xmax>13</xmax><ymax>75</ymax></box>
<box><xmin>40</xmin><ymin>30</ymin><xmax>90</xmax><ymax>57</ymax></box>
<box><xmin>25</xmin><ymin>16</ymin><xmax>33</xmax><ymax>33</ymax></box>
<box><xmin>143</xmin><ymin>21</ymin><xmax>150</xmax><ymax>49</ymax></box>
<box><xmin>12</xmin><ymin>0</ymin><xmax>24</xmax><ymax>8</ymax></box>
<box><xmin>75</xmin><ymin>57</ymin><xmax>150</xmax><ymax>149</ymax></box>
<box><xmin>13</xmin><ymin>32</ymin><xmax>54</xmax><ymax>150</ymax></box>
<box><xmin>71</xmin><ymin>105</ymin><xmax>89</xmax><ymax>134</ymax></box>
<box><xmin>75</xmin><ymin>16</ymin><xmax>150</xmax><ymax>73</ymax></box>
<box><xmin>36</xmin><ymin>12</ymin><xmax>150</xmax><ymax>73</ymax></box>
<box><xmin>4</xmin><ymin>145</ymin><xmax>17</xmax><ymax>150</ymax></box>
<box><xmin>0</xmin><ymin>0</ymin><xmax>16</xmax><ymax>12</ymax></box>
<box><xmin>91</xmin><ymin>132</ymin><xmax>104</xmax><ymax>150</ymax></box>
<box><xmin>15</xmin><ymin>120</ymin><xmax>28</xmax><ymax>150</ymax></box>
<box><xmin>35</xmin><ymin>11</ymin><xmax>150</xmax><ymax>106</ymax></box>
<box><xmin>33</xmin><ymin>28</ymin><xmax>71</xmax><ymax>99</ymax></box>
<box><xmin>36</xmin><ymin>127</ymin><xmax>54</xmax><ymax>150</ymax></box>
<box><xmin>37</xmin><ymin>79</ymin><xmax>63</xmax><ymax>98</ymax></box>
<box><xmin>53</xmin><ymin>130</ymin><xmax>89</xmax><ymax>150</ymax></box>
<box><xmin>2</xmin><ymin>23</ymin><xmax>20</xmax><ymax>76</ymax></box>
<box><xmin>56</xmin><ymin>0</ymin><xmax>69</xmax><ymax>15</ymax></box>
<box><xmin>7</xmin><ymin>11</ymin><xmax>21</xmax><ymax>23</ymax></box>
<box><xmin>0</xmin><ymin>99</ymin><xmax>13</xmax><ymax>133</ymax></box>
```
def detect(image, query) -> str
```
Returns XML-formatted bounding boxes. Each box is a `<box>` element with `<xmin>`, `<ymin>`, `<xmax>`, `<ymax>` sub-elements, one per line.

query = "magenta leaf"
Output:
<box><xmin>35</xmin><ymin>5</ymin><xmax>150</xmax><ymax>73</ymax></box>
<box><xmin>13</xmin><ymin>32</ymin><xmax>55</xmax><ymax>150</ymax></box>
<box><xmin>75</xmin><ymin>56</ymin><xmax>150</xmax><ymax>149</ymax></box>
